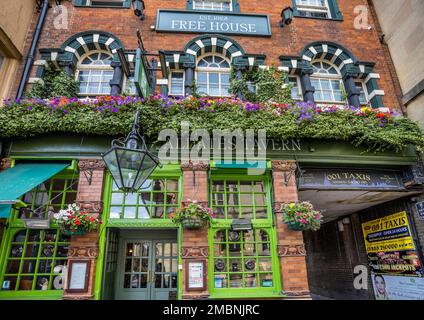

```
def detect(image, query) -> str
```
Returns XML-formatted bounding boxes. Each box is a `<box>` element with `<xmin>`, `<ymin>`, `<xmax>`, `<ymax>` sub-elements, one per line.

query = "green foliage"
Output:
<box><xmin>0</xmin><ymin>97</ymin><xmax>423</xmax><ymax>154</ymax></box>
<box><xmin>26</xmin><ymin>66</ymin><xmax>79</xmax><ymax>99</ymax></box>
<box><xmin>170</xmin><ymin>202</ymin><xmax>215</xmax><ymax>228</ymax></box>
<box><xmin>230</xmin><ymin>66</ymin><xmax>293</xmax><ymax>103</ymax></box>
<box><xmin>282</xmin><ymin>202</ymin><xmax>323</xmax><ymax>231</ymax></box>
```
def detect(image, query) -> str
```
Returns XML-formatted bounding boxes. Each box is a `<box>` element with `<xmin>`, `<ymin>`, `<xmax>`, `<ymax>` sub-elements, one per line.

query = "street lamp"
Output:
<box><xmin>133</xmin><ymin>0</ymin><xmax>145</xmax><ymax>20</ymax></box>
<box><xmin>280</xmin><ymin>7</ymin><xmax>294</xmax><ymax>27</ymax></box>
<box><xmin>102</xmin><ymin>110</ymin><xmax>161</xmax><ymax>193</ymax></box>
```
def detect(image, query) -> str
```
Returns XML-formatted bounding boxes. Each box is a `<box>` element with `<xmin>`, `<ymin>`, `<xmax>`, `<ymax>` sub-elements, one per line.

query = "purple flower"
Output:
<box><xmin>27</xmin><ymin>106</ymin><xmax>33</xmax><ymax>111</ymax></box>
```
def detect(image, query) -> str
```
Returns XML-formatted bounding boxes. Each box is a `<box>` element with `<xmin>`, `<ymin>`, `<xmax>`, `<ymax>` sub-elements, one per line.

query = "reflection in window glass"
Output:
<box><xmin>110</xmin><ymin>178</ymin><xmax>180</xmax><ymax>219</ymax></box>
<box><xmin>1</xmin><ymin>230</ymin><xmax>70</xmax><ymax>291</ymax></box>
<box><xmin>212</xmin><ymin>229</ymin><xmax>274</xmax><ymax>289</ymax></box>
<box><xmin>210</xmin><ymin>179</ymin><xmax>269</xmax><ymax>219</ymax></box>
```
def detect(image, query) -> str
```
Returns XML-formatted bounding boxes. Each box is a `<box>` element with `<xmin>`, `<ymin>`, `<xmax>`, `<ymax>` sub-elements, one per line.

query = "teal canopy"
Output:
<box><xmin>0</xmin><ymin>162</ymin><xmax>70</xmax><ymax>218</ymax></box>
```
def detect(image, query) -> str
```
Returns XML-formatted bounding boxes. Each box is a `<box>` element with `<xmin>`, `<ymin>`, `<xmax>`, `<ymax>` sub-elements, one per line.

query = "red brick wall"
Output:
<box><xmin>11</xmin><ymin>0</ymin><xmax>401</xmax><ymax>109</ymax></box>
<box><xmin>272</xmin><ymin>160</ymin><xmax>310</xmax><ymax>299</ymax></box>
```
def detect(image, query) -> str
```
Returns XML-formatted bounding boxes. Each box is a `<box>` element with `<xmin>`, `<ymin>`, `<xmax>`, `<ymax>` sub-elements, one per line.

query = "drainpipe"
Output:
<box><xmin>16</xmin><ymin>0</ymin><xmax>49</xmax><ymax>99</ymax></box>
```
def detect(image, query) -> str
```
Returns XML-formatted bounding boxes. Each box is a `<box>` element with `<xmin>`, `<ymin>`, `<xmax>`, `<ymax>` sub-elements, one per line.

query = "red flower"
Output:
<box><xmin>75</xmin><ymin>218</ymin><xmax>81</xmax><ymax>226</ymax></box>
<box><xmin>90</xmin><ymin>217</ymin><xmax>94</xmax><ymax>223</ymax></box>
<box><xmin>375</xmin><ymin>112</ymin><xmax>386</xmax><ymax>118</ymax></box>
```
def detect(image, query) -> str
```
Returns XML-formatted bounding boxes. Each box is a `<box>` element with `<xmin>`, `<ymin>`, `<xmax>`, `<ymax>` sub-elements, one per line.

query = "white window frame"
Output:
<box><xmin>311</xmin><ymin>60</ymin><xmax>345</xmax><ymax>105</ymax></box>
<box><xmin>195</xmin><ymin>54</ymin><xmax>231</xmax><ymax>97</ymax></box>
<box><xmin>169</xmin><ymin>71</ymin><xmax>185</xmax><ymax>96</ymax></box>
<box><xmin>296</xmin><ymin>0</ymin><xmax>331</xmax><ymax>19</ymax></box>
<box><xmin>76</xmin><ymin>51</ymin><xmax>114</xmax><ymax>96</ymax></box>
<box><xmin>193</xmin><ymin>0</ymin><xmax>233</xmax><ymax>12</ymax></box>
<box><xmin>355</xmin><ymin>80</ymin><xmax>370</xmax><ymax>105</ymax></box>
<box><xmin>287</xmin><ymin>76</ymin><xmax>302</xmax><ymax>100</ymax></box>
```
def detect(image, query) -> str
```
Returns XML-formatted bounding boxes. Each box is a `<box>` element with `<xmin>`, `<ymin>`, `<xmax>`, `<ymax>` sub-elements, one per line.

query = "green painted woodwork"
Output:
<box><xmin>0</xmin><ymin>163</ymin><xmax>70</xmax><ymax>217</ymax></box>
<box><xmin>0</xmin><ymin>170</ymin><xmax>78</xmax><ymax>299</ymax></box>
<box><xmin>8</xmin><ymin>134</ymin><xmax>112</xmax><ymax>159</ymax></box>
<box><xmin>94</xmin><ymin>168</ymin><xmax>182</xmax><ymax>300</ymax></box>
<box><xmin>8</xmin><ymin>135</ymin><xmax>418</xmax><ymax>166</ymax></box>
<box><xmin>0</xmin><ymin>229</ymin><xmax>70</xmax><ymax>295</ymax></box>
<box><xmin>291</xmin><ymin>0</ymin><xmax>343</xmax><ymax>21</ymax></box>
<box><xmin>207</xmin><ymin>172</ymin><xmax>281</xmax><ymax>296</ymax></box>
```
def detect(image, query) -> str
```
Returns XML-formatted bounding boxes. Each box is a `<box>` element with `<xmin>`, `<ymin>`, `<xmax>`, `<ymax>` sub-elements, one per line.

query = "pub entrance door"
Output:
<box><xmin>113</xmin><ymin>229</ymin><xmax>178</xmax><ymax>300</ymax></box>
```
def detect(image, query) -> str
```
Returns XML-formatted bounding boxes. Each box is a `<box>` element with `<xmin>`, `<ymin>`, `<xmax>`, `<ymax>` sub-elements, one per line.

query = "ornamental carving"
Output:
<box><xmin>78</xmin><ymin>159</ymin><xmax>106</xmax><ymax>171</ymax></box>
<box><xmin>273</xmin><ymin>201</ymin><xmax>285</xmax><ymax>213</ymax></box>
<box><xmin>181</xmin><ymin>161</ymin><xmax>209</xmax><ymax>171</ymax></box>
<box><xmin>181</xmin><ymin>246</ymin><xmax>209</xmax><ymax>258</ymax></box>
<box><xmin>278</xmin><ymin>244</ymin><xmax>306</xmax><ymax>257</ymax></box>
<box><xmin>272</xmin><ymin>160</ymin><xmax>297</xmax><ymax>172</ymax></box>
<box><xmin>67</xmin><ymin>246</ymin><xmax>99</xmax><ymax>259</ymax></box>
<box><xmin>76</xmin><ymin>201</ymin><xmax>103</xmax><ymax>215</ymax></box>
<box><xmin>0</xmin><ymin>157</ymin><xmax>11</xmax><ymax>171</ymax></box>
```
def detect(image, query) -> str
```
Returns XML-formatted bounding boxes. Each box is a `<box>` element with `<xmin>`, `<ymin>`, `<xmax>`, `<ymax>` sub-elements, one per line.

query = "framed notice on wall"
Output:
<box><xmin>66</xmin><ymin>260</ymin><xmax>90</xmax><ymax>293</ymax></box>
<box><xmin>186</xmin><ymin>260</ymin><xmax>206</xmax><ymax>291</ymax></box>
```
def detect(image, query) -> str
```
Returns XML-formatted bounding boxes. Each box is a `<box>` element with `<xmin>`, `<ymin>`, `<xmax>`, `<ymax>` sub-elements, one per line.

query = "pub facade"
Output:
<box><xmin>0</xmin><ymin>0</ymin><xmax>423</xmax><ymax>300</ymax></box>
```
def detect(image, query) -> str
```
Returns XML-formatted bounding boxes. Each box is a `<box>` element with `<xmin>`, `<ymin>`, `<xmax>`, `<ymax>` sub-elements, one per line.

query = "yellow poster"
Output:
<box><xmin>362</xmin><ymin>211</ymin><xmax>415</xmax><ymax>253</ymax></box>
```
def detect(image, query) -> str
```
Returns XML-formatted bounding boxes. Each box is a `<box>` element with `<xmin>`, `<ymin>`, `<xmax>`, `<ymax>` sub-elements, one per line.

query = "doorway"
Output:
<box><xmin>103</xmin><ymin>229</ymin><xmax>178</xmax><ymax>300</ymax></box>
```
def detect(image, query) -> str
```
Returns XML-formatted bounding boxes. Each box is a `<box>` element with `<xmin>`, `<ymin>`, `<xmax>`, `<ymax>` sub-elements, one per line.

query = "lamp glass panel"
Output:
<box><xmin>103</xmin><ymin>149</ymin><xmax>124</xmax><ymax>189</ymax></box>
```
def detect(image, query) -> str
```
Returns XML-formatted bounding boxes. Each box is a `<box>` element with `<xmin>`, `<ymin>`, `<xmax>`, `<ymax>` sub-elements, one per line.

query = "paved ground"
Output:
<box><xmin>310</xmin><ymin>294</ymin><xmax>334</xmax><ymax>300</ymax></box>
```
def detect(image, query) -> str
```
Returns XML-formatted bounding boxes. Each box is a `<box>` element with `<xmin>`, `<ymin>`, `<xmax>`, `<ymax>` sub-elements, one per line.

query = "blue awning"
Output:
<box><xmin>0</xmin><ymin>162</ymin><xmax>70</xmax><ymax>218</ymax></box>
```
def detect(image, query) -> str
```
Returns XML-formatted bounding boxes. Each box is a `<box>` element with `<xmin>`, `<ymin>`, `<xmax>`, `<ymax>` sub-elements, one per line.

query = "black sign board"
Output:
<box><xmin>299</xmin><ymin>169</ymin><xmax>404</xmax><ymax>190</ymax></box>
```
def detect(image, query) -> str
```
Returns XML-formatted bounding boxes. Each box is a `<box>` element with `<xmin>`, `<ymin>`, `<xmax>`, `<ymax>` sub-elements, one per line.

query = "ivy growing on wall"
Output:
<box><xmin>26</xmin><ymin>66</ymin><xmax>80</xmax><ymax>99</ymax></box>
<box><xmin>1</xmin><ymin>96</ymin><xmax>423</xmax><ymax>153</ymax></box>
<box><xmin>230</xmin><ymin>66</ymin><xmax>293</xmax><ymax>103</ymax></box>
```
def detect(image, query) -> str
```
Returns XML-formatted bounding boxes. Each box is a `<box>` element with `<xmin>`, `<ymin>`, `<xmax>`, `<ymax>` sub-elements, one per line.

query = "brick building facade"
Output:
<box><xmin>0</xmin><ymin>0</ymin><xmax>423</xmax><ymax>300</ymax></box>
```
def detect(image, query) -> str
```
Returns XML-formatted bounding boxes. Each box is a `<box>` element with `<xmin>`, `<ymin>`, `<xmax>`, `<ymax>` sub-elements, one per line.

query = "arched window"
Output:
<box><xmin>77</xmin><ymin>52</ymin><xmax>114</xmax><ymax>95</ymax></box>
<box><xmin>310</xmin><ymin>60</ymin><xmax>345</xmax><ymax>104</ymax></box>
<box><xmin>196</xmin><ymin>55</ymin><xmax>231</xmax><ymax>97</ymax></box>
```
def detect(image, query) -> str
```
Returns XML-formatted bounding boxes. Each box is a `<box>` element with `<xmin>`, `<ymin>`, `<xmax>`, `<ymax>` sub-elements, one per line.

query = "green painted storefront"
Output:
<box><xmin>0</xmin><ymin>134</ymin><xmax>419</xmax><ymax>299</ymax></box>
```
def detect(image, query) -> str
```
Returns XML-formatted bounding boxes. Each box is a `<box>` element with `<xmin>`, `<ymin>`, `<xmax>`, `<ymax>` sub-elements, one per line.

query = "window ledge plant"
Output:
<box><xmin>282</xmin><ymin>201</ymin><xmax>323</xmax><ymax>231</ymax></box>
<box><xmin>52</xmin><ymin>203</ymin><xmax>101</xmax><ymax>236</ymax></box>
<box><xmin>170</xmin><ymin>201</ymin><xmax>215</xmax><ymax>230</ymax></box>
<box><xmin>1</xmin><ymin>95</ymin><xmax>423</xmax><ymax>153</ymax></box>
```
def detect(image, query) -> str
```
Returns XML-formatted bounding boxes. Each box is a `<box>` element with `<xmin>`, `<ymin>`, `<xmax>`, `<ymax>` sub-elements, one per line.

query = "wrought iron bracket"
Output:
<box><xmin>82</xmin><ymin>167</ymin><xmax>94</xmax><ymax>185</ymax></box>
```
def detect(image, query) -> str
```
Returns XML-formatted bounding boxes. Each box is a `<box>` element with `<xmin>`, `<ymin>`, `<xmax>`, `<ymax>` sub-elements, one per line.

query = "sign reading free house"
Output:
<box><xmin>156</xmin><ymin>10</ymin><xmax>272</xmax><ymax>37</ymax></box>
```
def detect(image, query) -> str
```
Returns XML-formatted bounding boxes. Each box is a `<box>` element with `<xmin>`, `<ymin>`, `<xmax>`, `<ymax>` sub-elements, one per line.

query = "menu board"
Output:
<box><xmin>187</xmin><ymin>261</ymin><xmax>205</xmax><ymax>290</ymax></box>
<box><xmin>67</xmin><ymin>260</ymin><xmax>90</xmax><ymax>292</ymax></box>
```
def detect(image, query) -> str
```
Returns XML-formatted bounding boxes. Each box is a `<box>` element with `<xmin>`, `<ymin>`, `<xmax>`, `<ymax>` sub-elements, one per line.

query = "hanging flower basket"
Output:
<box><xmin>286</xmin><ymin>221</ymin><xmax>308</xmax><ymax>231</ymax></box>
<box><xmin>282</xmin><ymin>201</ymin><xmax>323</xmax><ymax>232</ymax></box>
<box><xmin>171</xmin><ymin>201</ymin><xmax>215</xmax><ymax>230</ymax></box>
<box><xmin>59</xmin><ymin>225</ymin><xmax>87</xmax><ymax>236</ymax></box>
<box><xmin>52</xmin><ymin>204</ymin><xmax>102</xmax><ymax>236</ymax></box>
<box><xmin>181</xmin><ymin>216</ymin><xmax>205</xmax><ymax>230</ymax></box>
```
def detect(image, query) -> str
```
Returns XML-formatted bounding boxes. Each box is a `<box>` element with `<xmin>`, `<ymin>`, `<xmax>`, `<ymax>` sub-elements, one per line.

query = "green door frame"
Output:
<box><xmin>94</xmin><ymin>167</ymin><xmax>183</xmax><ymax>300</ymax></box>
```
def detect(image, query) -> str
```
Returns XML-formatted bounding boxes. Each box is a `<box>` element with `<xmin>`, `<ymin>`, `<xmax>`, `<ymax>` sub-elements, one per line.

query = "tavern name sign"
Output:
<box><xmin>156</xmin><ymin>10</ymin><xmax>272</xmax><ymax>36</ymax></box>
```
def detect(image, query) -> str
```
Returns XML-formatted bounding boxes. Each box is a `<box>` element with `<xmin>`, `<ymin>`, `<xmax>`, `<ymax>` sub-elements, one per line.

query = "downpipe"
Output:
<box><xmin>16</xmin><ymin>0</ymin><xmax>49</xmax><ymax>99</ymax></box>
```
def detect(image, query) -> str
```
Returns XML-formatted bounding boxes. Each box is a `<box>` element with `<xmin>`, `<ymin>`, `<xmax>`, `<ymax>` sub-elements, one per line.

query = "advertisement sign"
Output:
<box><xmin>156</xmin><ymin>10</ymin><xmax>272</xmax><ymax>37</ymax></box>
<box><xmin>362</xmin><ymin>211</ymin><xmax>416</xmax><ymax>253</ymax></box>
<box><xmin>134</xmin><ymin>48</ymin><xmax>150</xmax><ymax>99</ymax></box>
<box><xmin>299</xmin><ymin>169</ymin><xmax>404</xmax><ymax>190</ymax></box>
<box><xmin>367</xmin><ymin>250</ymin><xmax>423</xmax><ymax>276</ymax></box>
<box><xmin>371</xmin><ymin>274</ymin><xmax>424</xmax><ymax>300</ymax></box>
<box><xmin>416</xmin><ymin>201</ymin><xmax>424</xmax><ymax>220</ymax></box>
